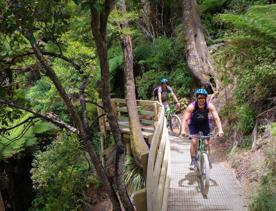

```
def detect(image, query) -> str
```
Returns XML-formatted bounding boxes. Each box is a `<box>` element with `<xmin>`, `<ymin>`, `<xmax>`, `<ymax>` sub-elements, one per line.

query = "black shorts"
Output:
<box><xmin>188</xmin><ymin>123</ymin><xmax>210</xmax><ymax>136</ymax></box>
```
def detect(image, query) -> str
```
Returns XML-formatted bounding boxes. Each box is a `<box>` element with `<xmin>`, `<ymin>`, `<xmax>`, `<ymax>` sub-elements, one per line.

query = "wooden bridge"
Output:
<box><xmin>97</xmin><ymin>99</ymin><xmax>246</xmax><ymax>211</ymax></box>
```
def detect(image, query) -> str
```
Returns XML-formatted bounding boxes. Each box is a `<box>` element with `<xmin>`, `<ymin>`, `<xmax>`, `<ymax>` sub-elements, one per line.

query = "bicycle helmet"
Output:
<box><xmin>161</xmin><ymin>78</ymin><xmax>168</xmax><ymax>84</ymax></box>
<box><xmin>195</xmin><ymin>88</ymin><xmax>208</xmax><ymax>96</ymax></box>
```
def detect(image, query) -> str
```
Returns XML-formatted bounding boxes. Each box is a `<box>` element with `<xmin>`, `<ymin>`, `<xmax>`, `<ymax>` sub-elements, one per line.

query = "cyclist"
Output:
<box><xmin>156</xmin><ymin>78</ymin><xmax>180</xmax><ymax>111</ymax></box>
<box><xmin>181</xmin><ymin>88</ymin><xmax>224</xmax><ymax>170</ymax></box>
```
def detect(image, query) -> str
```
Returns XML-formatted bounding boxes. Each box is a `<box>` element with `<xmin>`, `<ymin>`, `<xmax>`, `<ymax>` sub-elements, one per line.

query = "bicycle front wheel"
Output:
<box><xmin>169</xmin><ymin>114</ymin><xmax>182</xmax><ymax>137</ymax></box>
<box><xmin>200</xmin><ymin>153</ymin><xmax>210</xmax><ymax>196</ymax></box>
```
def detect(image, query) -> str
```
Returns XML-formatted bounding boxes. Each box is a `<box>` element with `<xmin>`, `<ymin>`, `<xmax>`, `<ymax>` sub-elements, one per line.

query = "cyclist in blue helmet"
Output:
<box><xmin>156</xmin><ymin>78</ymin><xmax>180</xmax><ymax>111</ymax></box>
<box><xmin>182</xmin><ymin>88</ymin><xmax>224</xmax><ymax>170</ymax></box>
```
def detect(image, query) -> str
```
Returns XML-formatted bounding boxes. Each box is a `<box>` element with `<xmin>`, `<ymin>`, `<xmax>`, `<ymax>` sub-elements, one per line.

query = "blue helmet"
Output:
<box><xmin>195</xmin><ymin>88</ymin><xmax>208</xmax><ymax>96</ymax></box>
<box><xmin>161</xmin><ymin>78</ymin><xmax>168</xmax><ymax>84</ymax></box>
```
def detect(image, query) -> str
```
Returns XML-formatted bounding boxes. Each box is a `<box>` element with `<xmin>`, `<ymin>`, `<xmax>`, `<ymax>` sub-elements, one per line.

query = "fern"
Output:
<box><xmin>217</xmin><ymin>5</ymin><xmax>276</xmax><ymax>40</ymax></box>
<box><xmin>0</xmin><ymin>113</ymin><xmax>56</xmax><ymax>159</ymax></box>
<box><xmin>199</xmin><ymin>0</ymin><xmax>228</xmax><ymax>14</ymax></box>
<box><xmin>124</xmin><ymin>155</ymin><xmax>145</xmax><ymax>195</ymax></box>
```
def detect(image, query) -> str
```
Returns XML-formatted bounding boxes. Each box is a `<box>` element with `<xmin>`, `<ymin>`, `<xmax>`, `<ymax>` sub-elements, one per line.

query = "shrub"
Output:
<box><xmin>249</xmin><ymin>141</ymin><xmax>276</xmax><ymax>211</ymax></box>
<box><xmin>30</xmin><ymin>133</ymin><xmax>100</xmax><ymax>211</ymax></box>
<box><xmin>236</xmin><ymin>104</ymin><xmax>256</xmax><ymax>134</ymax></box>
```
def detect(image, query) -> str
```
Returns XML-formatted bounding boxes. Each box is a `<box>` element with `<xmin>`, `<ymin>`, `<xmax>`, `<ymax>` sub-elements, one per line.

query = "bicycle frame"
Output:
<box><xmin>189</xmin><ymin>132</ymin><xmax>212</xmax><ymax>196</ymax></box>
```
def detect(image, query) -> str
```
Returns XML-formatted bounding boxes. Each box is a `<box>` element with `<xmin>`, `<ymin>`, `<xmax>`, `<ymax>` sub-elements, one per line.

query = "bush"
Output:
<box><xmin>239</xmin><ymin>136</ymin><xmax>252</xmax><ymax>149</ymax></box>
<box><xmin>249</xmin><ymin>142</ymin><xmax>276</xmax><ymax>211</ymax></box>
<box><xmin>236</xmin><ymin>104</ymin><xmax>256</xmax><ymax>134</ymax></box>
<box><xmin>30</xmin><ymin>133</ymin><xmax>100</xmax><ymax>211</ymax></box>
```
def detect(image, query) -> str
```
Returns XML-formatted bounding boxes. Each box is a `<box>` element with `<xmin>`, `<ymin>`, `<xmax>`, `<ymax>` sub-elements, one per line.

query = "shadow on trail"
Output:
<box><xmin>178</xmin><ymin>172</ymin><xmax>219</xmax><ymax>198</ymax></box>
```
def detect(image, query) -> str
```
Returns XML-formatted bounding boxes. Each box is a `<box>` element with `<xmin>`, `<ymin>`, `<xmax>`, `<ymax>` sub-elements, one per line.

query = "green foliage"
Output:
<box><xmin>239</xmin><ymin>136</ymin><xmax>252</xmax><ymax>149</ymax></box>
<box><xmin>235</xmin><ymin>63</ymin><xmax>276</xmax><ymax>105</ymax></box>
<box><xmin>217</xmin><ymin>5</ymin><xmax>276</xmax><ymax>40</ymax></box>
<box><xmin>134</xmin><ymin>36</ymin><xmax>192</xmax><ymax>99</ymax></box>
<box><xmin>249</xmin><ymin>141</ymin><xmax>276</xmax><ymax>211</ymax></box>
<box><xmin>135</xmin><ymin>37</ymin><xmax>176</xmax><ymax>70</ymax></box>
<box><xmin>31</xmin><ymin>134</ymin><xmax>100</xmax><ymax>211</ymax></box>
<box><xmin>272</xmin><ymin>123</ymin><xmax>276</xmax><ymax>137</ymax></box>
<box><xmin>236</xmin><ymin>104</ymin><xmax>256</xmax><ymax>134</ymax></box>
<box><xmin>225</xmin><ymin>0</ymin><xmax>269</xmax><ymax>14</ymax></box>
<box><xmin>199</xmin><ymin>0</ymin><xmax>228</xmax><ymax>14</ymax></box>
<box><xmin>0</xmin><ymin>0</ymin><xmax>71</xmax><ymax>40</ymax></box>
<box><xmin>169</xmin><ymin>64</ymin><xmax>193</xmax><ymax>97</ymax></box>
<box><xmin>136</xmin><ymin>69</ymin><xmax>168</xmax><ymax>99</ymax></box>
<box><xmin>124</xmin><ymin>156</ymin><xmax>145</xmax><ymax>195</ymax></box>
<box><xmin>0</xmin><ymin>113</ymin><xmax>56</xmax><ymax>159</ymax></box>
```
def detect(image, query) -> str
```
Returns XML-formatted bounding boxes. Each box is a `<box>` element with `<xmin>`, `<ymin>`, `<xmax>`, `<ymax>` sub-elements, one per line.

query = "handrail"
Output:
<box><xmin>146</xmin><ymin>102</ymin><xmax>171</xmax><ymax>211</ymax></box>
<box><xmin>97</xmin><ymin>99</ymin><xmax>171</xmax><ymax>211</ymax></box>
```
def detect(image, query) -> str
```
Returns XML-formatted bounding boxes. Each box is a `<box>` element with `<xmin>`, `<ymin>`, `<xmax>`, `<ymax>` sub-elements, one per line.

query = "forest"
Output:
<box><xmin>0</xmin><ymin>0</ymin><xmax>275</xmax><ymax>210</ymax></box>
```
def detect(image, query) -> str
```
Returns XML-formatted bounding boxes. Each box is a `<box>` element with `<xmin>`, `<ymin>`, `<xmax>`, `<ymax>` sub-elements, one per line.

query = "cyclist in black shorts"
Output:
<box><xmin>182</xmin><ymin>88</ymin><xmax>224</xmax><ymax>170</ymax></box>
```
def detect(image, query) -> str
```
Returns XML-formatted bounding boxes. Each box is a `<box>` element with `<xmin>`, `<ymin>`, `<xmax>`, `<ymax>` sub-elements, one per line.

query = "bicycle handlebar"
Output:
<box><xmin>188</xmin><ymin>133</ymin><xmax>217</xmax><ymax>139</ymax></box>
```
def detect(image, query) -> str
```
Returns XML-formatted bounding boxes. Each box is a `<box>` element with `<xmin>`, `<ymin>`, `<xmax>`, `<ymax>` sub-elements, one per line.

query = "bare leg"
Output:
<box><xmin>204</xmin><ymin>139</ymin><xmax>212</xmax><ymax>168</ymax></box>
<box><xmin>204</xmin><ymin>139</ymin><xmax>210</xmax><ymax>155</ymax></box>
<box><xmin>190</xmin><ymin>138</ymin><xmax>197</xmax><ymax>158</ymax></box>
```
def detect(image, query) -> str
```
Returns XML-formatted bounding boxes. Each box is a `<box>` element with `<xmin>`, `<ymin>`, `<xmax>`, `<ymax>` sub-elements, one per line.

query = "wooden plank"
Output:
<box><xmin>161</xmin><ymin>141</ymin><xmax>171</xmax><ymax>211</ymax></box>
<box><xmin>140</xmin><ymin>119</ymin><xmax>154</xmax><ymax>126</ymax></box>
<box><xmin>117</xmin><ymin>106</ymin><xmax>155</xmax><ymax>116</ymax></box>
<box><xmin>152</xmin><ymin>122</ymin><xmax>168</xmax><ymax>209</ymax></box>
<box><xmin>157</xmin><ymin>151</ymin><xmax>168</xmax><ymax>211</ymax></box>
<box><xmin>146</xmin><ymin>105</ymin><xmax>164</xmax><ymax>211</ymax></box>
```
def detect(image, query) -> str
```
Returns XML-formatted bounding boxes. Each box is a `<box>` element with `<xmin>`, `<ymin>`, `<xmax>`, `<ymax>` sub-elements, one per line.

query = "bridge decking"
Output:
<box><xmin>168</xmin><ymin>136</ymin><xmax>247</xmax><ymax>211</ymax></box>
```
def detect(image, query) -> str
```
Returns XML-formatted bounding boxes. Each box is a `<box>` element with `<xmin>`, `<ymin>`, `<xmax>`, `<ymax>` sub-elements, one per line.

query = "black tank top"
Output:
<box><xmin>191</xmin><ymin>101</ymin><xmax>209</xmax><ymax>125</ymax></box>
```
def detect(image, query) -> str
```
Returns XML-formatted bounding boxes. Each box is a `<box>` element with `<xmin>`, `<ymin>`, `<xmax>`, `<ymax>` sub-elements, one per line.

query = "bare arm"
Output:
<box><xmin>171</xmin><ymin>91</ymin><xmax>179</xmax><ymax>104</ymax></box>
<box><xmin>209</xmin><ymin>103</ymin><xmax>224</xmax><ymax>135</ymax></box>
<box><xmin>182</xmin><ymin>104</ymin><xmax>194</xmax><ymax>135</ymax></box>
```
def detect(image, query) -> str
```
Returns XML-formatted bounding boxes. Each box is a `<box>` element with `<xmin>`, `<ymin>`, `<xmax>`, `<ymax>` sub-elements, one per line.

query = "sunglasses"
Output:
<box><xmin>197</xmin><ymin>97</ymin><xmax>206</xmax><ymax>100</ymax></box>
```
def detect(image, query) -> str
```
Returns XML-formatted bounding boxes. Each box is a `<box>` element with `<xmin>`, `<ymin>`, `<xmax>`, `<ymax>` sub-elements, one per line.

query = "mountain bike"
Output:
<box><xmin>165</xmin><ymin>105</ymin><xmax>182</xmax><ymax>137</ymax></box>
<box><xmin>189</xmin><ymin>132</ymin><xmax>213</xmax><ymax>197</ymax></box>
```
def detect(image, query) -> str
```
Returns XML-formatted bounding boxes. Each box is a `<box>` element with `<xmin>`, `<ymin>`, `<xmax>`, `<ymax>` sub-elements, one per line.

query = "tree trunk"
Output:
<box><xmin>183</xmin><ymin>0</ymin><xmax>219</xmax><ymax>89</ymax></box>
<box><xmin>119</xmin><ymin>0</ymin><xmax>149</xmax><ymax>170</ymax></box>
<box><xmin>89</xmin><ymin>1</ymin><xmax>135</xmax><ymax>210</ymax></box>
<box><xmin>0</xmin><ymin>192</ymin><xmax>5</xmax><ymax>211</ymax></box>
<box><xmin>140</xmin><ymin>0</ymin><xmax>156</xmax><ymax>39</ymax></box>
<box><xmin>26</xmin><ymin>35</ymin><xmax>122</xmax><ymax>211</ymax></box>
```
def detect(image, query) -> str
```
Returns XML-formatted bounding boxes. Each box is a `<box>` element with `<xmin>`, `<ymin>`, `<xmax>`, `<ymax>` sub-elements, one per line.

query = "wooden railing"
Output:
<box><xmin>146</xmin><ymin>102</ymin><xmax>171</xmax><ymax>211</ymax></box>
<box><xmin>97</xmin><ymin>99</ymin><xmax>171</xmax><ymax>211</ymax></box>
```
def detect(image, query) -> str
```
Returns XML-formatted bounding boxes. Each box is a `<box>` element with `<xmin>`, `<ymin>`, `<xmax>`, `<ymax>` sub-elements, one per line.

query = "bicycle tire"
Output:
<box><xmin>200</xmin><ymin>153</ymin><xmax>210</xmax><ymax>196</ymax></box>
<box><xmin>169</xmin><ymin>114</ymin><xmax>182</xmax><ymax>137</ymax></box>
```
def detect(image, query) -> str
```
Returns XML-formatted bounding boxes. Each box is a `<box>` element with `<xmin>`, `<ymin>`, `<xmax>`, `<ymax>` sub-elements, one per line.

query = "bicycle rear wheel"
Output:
<box><xmin>169</xmin><ymin>114</ymin><xmax>182</xmax><ymax>137</ymax></box>
<box><xmin>200</xmin><ymin>153</ymin><xmax>210</xmax><ymax>196</ymax></box>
